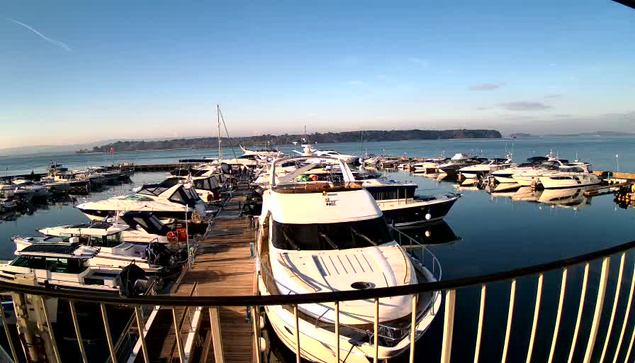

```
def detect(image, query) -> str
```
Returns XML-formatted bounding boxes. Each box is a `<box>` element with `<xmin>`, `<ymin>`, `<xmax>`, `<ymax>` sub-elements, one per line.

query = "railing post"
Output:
<box><xmin>409</xmin><ymin>294</ymin><xmax>418</xmax><ymax>363</ymax></box>
<box><xmin>612</xmin><ymin>261</ymin><xmax>635</xmax><ymax>363</ymax></box>
<box><xmin>501</xmin><ymin>279</ymin><xmax>517</xmax><ymax>363</ymax></box>
<box><xmin>473</xmin><ymin>285</ymin><xmax>486</xmax><ymax>363</ymax></box>
<box><xmin>599</xmin><ymin>253</ymin><xmax>625</xmax><ymax>363</ymax></box>
<box><xmin>134</xmin><ymin>306</ymin><xmax>150</xmax><ymax>363</ymax></box>
<box><xmin>335</xmin><ymin>301</ymin><xmax>340</xmax><ymax>363</ymax></box>
<box><xmin>568</xmin><ymin>263</ymin><xmax>590</xmax><ymax>363</ymax></box>
<box><xmin>294</xmin><ymin>304</ymin><xmax>301</xmax><ymax>363</ymax></box>
<box><xmin>69</xmin><ymin>300</ymin><xmax>88</xmax><ymax>363</ymax></box>
<box><xmin>440</xmin><ymin>289</ymin><xmax>456</xmax><ymax>363</ymax></box>
<box><xmin>172</xmin><ymin>307</ymin><xmax>185</xmax><ymax>363</ymax></box>
<box><xmin>100</xmin><ymin>303</ymin><xmax>117</xmax><ymax>363</ymax></box>
<box><xmin>526</xmin><ymin>274</ymin><xmax>544</xmax><ymax>363</ymax></box>
<box><xmin>548</xmin><ymin>268</ymin><xmax>568</xmax><ymax>363</ymax></box>
<box><xmin>582</xmin><ymin>257</ymin><xmax>610</xmax><ymax>363</ymax></box>
<box><xmin>374</xmin><ymin>298</ymin><xmax>379</xmax><ymax>363</ymax></box>
<box><xmin>250</xmin><ymin>306</ymin><xmax>260</xmax><ymax>363</ymax></box>
<box><xmin>0</xmin><ymin>299</ymin><xmax>19</xmax><ymax>363</ymax></box>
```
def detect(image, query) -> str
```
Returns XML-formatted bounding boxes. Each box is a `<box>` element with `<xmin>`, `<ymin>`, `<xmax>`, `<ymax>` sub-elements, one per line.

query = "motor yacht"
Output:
<box><xmin>360</xmin><ymin>177</ymin><xmax>460</xmax><ymax>227</ymax></box>
<box><xmin>0</xmin><ymin>244</ymin><xmax>151</xmax><ymax>295</ymax></box>
<box><xmin>257</xmin><ymin>156</ymin><xmax>442</xmax><ymax>363</ymax></box>
<box><xmin>437</xmin><ymin>153</ymin><xmax>483</xmax><ymax>177</ymax></box>
<box><xmin>411</xmin><ymin>157</ymin><xmax>449</xmax><ymax>174</ymax></box>
<box><xmin>37</xmin><ymin>211</ymin><xmax>178</xmax><ymax>244</ymax></box>
<box><xmin>459</xmin><ymin>156</ymin><xmax>512</xmax><ymax>181</ymax></box>
<box><xmin>538</xmin><ymin>170</ymin><xmax>601</xmax><ymax>189</ymax></box>
<box><xmin>77</xmin><ymin>182</ymin><xmax>211</xmax><ymax>222</ymax></box>
<box><xmin>11</xmin><ymin>178</ymin><xmax>49</xmax><ymax>199</ymax></box>
<box><xmin>13</xmin><ymin>228</ymin><xmax>183</xmax><ymax>274</ymax></box>
<box><xmin>163</xmin><ymin>175</ymin><xmax>223</xmax><ymax>204</ymax></box>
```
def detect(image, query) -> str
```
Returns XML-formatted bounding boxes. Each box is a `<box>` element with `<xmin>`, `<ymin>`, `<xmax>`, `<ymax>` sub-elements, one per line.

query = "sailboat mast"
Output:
<box><xmin>217</xmin><ymin>104</ymin><xmax>223</xmax><ymax>161</ymax></box>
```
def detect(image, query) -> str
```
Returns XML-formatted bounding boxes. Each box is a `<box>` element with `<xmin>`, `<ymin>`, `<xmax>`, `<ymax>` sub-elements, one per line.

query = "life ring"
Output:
<box><xmin>167</xmin><ymin>231</ymin><xmax>178</xmax><ymax>243</ymax></box>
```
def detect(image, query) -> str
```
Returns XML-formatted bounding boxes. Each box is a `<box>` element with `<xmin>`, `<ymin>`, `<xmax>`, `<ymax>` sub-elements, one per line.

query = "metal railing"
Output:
<box><xmin>1</xmin><ymin>239</ymin><xmax>635</xmax><ymax>362</ymax></box>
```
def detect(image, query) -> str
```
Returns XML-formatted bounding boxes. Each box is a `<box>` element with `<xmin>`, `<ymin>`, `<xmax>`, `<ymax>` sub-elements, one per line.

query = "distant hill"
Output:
<box><xmin>81</xmin><ymin>129</ymin><xmax>502</xmax><ymax>153</ymax></box>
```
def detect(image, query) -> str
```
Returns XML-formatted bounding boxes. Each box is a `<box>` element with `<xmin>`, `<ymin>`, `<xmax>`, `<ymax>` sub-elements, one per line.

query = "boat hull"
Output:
<box><xmin>379</xmin><ymin>196</ymin><xmax>459</xmax><ymax>227</ymax></box>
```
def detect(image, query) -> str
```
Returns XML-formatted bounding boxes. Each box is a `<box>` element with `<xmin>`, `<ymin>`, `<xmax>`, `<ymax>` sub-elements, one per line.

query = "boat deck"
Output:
<box><xmin>156</xmin><ymin>192</ymin><xmax>259</xmax><ymax>363</ymax></box>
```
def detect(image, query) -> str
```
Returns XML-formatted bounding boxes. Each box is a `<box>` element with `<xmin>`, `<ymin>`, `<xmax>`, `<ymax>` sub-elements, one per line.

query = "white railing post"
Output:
<box><xmin>582</xmin><ymin>257</ymin><xmax>610</xmax><ymax>363</ymax></box>
<box><xmin>548</xmin><ymin>268</ymin><xmax>568</xmax><ymax>363</ymax></box>
<box><xmin>374</xmin><ymin>298</ymin><xmax>379</xmax><ymax>363</ymax></box>
<box><xmin>526</xmin><ymin>274</ymin><xmax>544</xmax><ymax>363</ymax></box>
<box><xmin>134</xmin><ymin>306</ymin><xmax>150</xmax><ymax>363</ymax></box>
<box><xmin>100</xmin><ymin>303</ymin><xmax>117</xmax><ymax>363</ymax></box>
<box><xmin>69</xmin><ymin>301</ymin><xmax>88</xmax><ymax>363</ymax></box>
<box><xmin>172</xmin><ymin>307</ymin><xmax>185</xmax><ymax>363</ymax></box>
<box><xmin>599</xmin><ymin>253</ymin><xmax>625</xmax><ymax>362</ymax></box>
<box><xmin>474</xmin><ymin>285</ymin><xmax>486</xmax><ymax>363</ymax></box>
<box><xmin>612</xmin><ymin>261</ymin><xmax>635</xmax><ymax>363</ymax></box>
<box><xmin>568</xmin><ymin>263</ymin><xmax>590</xmax><ymax>363</ymax></box>
<box><xmin>501</xmin><ymin>279</ymin><xmax>517</xmax><ymax>363</ymax></box>
<box><xmin>250</xmin><ymin>306</ymin><xmax>259</xmax><ymax>363</ymax></box>
<box><xmin>335</xmin><ymin>301</ymin><xmax>340</xmax><ymax>363</ymax></box>
<box><xmin>440</xmin><ymin>290</ymin><xmax>456</xmax><ymax>363</ymax></box>
<box><xmin>294</xmin><ymin>305</ymin><xmax>301</xmax><ymax>363</ymax></box>
<box><xmin>409</xmin><ymin>294</ymin><xmax>418</xmax><ymax>363</ymax></box>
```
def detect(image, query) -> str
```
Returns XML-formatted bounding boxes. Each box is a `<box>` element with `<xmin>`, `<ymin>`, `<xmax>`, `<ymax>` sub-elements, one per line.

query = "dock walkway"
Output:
<box><xmin>155</xmin><ymin>191</ymin><xmax>258</xmax><ymax>363</ymax></box>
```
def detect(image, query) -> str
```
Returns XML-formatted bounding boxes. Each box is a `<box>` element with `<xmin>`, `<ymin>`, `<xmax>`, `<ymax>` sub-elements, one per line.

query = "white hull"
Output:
<box><xmin>261</xmin><ymin>272</ymin><xmax>441</xmax><ymax>363</ymax></box>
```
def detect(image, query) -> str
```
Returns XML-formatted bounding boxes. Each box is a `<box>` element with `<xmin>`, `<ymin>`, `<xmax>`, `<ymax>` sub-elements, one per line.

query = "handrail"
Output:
<box><xmin>0</xmin><ymin>239</ymin><xmax>634</xmax><ymax>306</ymax></box>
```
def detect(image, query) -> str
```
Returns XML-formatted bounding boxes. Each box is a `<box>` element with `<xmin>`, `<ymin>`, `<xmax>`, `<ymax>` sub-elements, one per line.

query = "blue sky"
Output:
<box><xmin>1</xmin><ymin>0</ymin><xmax>633</xmax><ymax>148</ymax></box>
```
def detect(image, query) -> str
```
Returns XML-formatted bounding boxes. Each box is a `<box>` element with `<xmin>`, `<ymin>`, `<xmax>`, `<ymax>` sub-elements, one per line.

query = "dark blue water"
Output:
<box><xmin>1</xmin><ymin>138</ymin><xmax>634</xmax><ymax>362</ymax></box>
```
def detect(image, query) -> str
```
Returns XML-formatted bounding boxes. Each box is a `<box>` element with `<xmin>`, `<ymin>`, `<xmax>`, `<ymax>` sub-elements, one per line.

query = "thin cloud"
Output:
<box><xmin>407</xmin><ymin>57</ymin><xmax>430</xmax><ymax>67</ymax></box>
<box><xmin>346</xmin><ymin>80</ymin><xmax>363</xmax><ymax>86</ymax></box>
<box><xmin>470</xmin><ymin>83</ymin><xmax>504</xmax><ymax>91</ymax></box>
<box><xmin>499</xmin><ymin>102</ymin><xmax>551</xmax><ymax>111</ymax></box>
<box><xmin>7</xmin><ymin>18</ymin><xmax>71</xmax><ymax>51</ymax></box>
<box><xmin>545</xmin><ymin>94</ymin><xmax>562</xmax><ymax>98</ymax></box>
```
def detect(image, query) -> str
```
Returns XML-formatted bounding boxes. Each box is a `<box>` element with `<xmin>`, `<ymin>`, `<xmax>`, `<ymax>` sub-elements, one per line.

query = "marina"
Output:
<box><xmin>0</xmin><ymin>137</ymin><xmax>635</xmax><ymax>362</ymax></box>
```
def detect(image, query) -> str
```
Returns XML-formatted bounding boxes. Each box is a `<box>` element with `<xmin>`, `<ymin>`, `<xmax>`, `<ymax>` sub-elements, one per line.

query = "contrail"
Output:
<box><xmin>7</xmin><ymin>18</ymin><xmax>71</xmax><ymax>51</ymax></box>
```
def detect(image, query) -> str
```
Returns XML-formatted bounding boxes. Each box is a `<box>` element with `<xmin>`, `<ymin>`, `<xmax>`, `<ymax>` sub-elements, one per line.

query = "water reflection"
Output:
<box><xmin>397</xmin><ymin>221</ymin><xmax>461</xmax><ymax>245</ymax></box>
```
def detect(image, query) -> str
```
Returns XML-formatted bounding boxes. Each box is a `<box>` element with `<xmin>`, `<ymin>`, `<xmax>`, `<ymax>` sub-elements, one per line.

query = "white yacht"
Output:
<box><xmin>257</xmin><ymin>157</ymin><xmax>442</xmax><ymax>363</ymax></box>
<box><xmin>164</xmin><ymin>175</ymin><xmax>222</xmax><ymax>203</ymax></box>
<box><xmin>0</xmin><ymin>244</ymin><xmax>151</xmax><ymax>295</ymax></box>
<box><xmin>459</xmin><ymin>156</ymin><xmax>512</xmax><ymax>181</ymax></box>
<box><xmin>77</xmin><ymin>182</ymin><xmax>210</xmax><ymax>222</ymax></box>
<box><xmin>37</xmin><ymin>211</ymin><xmax>177</xmax><ymax>244</ymax></box>
<box><xmin>538</xmin><ymin>170</ymin><xmax>601</xmax><ymax>189</ymax></box>
<box><xmin>13</xmin><ymin>229</ymin><xmax>181</xmax><ymax>274</ymax></box>
<box><xmin>11</xmin><ymin>178</ymin><xmax>49</xmax><ymax>199</ymax></box>
<box><xmin>411</xmin><ymin>157</ymin><xmax>449</xmax><ymax>174</ymax></box>
<box><xmin>437</xmin><ymin>153</ymin><xmax>482</xmax><ymax>177</ymax></box>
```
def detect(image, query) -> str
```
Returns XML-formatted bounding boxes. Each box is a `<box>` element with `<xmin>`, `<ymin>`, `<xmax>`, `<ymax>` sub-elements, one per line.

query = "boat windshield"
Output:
<box><xmin>11</xmin><ymin>256</ymin><xmax>88</xmax><ymax>274</ymax></box>
<box><xmin>272</xmin><ymin>218</ymin><xmax>393</xmax><ymax>251</ymax></box>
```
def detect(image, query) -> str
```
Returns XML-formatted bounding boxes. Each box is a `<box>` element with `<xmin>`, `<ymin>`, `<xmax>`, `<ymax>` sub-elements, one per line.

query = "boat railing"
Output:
<box><xmin>1</xmin><ymin>239</ymin><xmax>635</xmax><ymax>362</ymax></box>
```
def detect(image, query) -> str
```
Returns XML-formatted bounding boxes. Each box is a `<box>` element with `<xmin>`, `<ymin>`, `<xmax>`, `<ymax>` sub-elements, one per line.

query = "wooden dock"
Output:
<box><xmin>153</xmin><ymin>191</ymin><xmax>258</xmax><ymax>363</ymax></box>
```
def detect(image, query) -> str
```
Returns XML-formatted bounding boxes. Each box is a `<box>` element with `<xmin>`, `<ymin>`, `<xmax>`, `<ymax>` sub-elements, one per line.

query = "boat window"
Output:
<box><xmin>134</xmin><ymin>217</ymin><xmax>150</xmax><ymax>230</ymax></box>
<box><xmin>105</xmin><ymin>233</ymin><xmax>122</xmax><ymax>246</ymax></box>
<box><xmin>12</xmin><ymin>256</ymin><xmax>46</xmax><ymax>269</ymax></box>
<box><xmin>169</xmin><ymin>189</ymin><xmax>186</xmax><ymax>205</ymax></box>
<box><xmin>272</xmin><ymin>218</ymin><xmax>393</xmax><ymax>251</ymax></box>
<box><xmin>194</xmin><ymin>179</ymin><xmax>206</xmax><ymax>190</ymax></box>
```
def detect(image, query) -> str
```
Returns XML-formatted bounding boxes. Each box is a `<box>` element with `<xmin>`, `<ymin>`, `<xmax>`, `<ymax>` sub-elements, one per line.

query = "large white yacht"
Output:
<box><xmin>77</xmin><ymin>182</ymin><xmax>210</xmax><ymax>222</ymax></box>
<box><xmin>0</xmin><ymin>244</ymin><xmax>151</xmax><ymax>295</ymax></box>
<box><xmin>257</xmin><ymin>156</ymin><xmax>442</xmax><ymax>363</ymax></box>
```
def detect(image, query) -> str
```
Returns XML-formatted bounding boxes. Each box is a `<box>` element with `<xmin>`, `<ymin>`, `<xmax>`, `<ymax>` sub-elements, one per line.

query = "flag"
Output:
<box><xmin>110</xmin><ymin>147</ymin><xmax>114</xmax><ymax>155</ymax></box>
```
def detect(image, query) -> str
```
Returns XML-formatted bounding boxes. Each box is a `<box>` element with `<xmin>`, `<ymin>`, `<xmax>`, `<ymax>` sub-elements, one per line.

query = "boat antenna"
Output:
<box><xmin>217</xmin><ymin>104</ymin><xmax>223</xmax><ymax>162</ymax></box>
<box><xmin>218</xmin><ymin>105</ymin><xmax>238</xmax><ymax>160</ymax></box>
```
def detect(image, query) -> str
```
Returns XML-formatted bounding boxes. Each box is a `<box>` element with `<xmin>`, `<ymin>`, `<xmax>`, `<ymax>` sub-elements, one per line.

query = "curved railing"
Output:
<box><xmin>1</xmin><ymin>238</ymin><xmax>635</xmax><ymax>363</ymax></box>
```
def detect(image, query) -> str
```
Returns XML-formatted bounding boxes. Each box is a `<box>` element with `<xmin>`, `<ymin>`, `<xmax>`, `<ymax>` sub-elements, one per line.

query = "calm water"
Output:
<box><xmin>0</xmin><ymin>137</ymin><xmax>634</xmax><ymax>362</ymax></box>
<box><xmin>1</xmin><ymin>136</ymin><xmax>633</xmax><ymax>175</ymax></box>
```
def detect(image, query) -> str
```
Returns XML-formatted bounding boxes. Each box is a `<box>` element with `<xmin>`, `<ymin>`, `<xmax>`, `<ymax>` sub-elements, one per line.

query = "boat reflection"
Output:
<box><xmin>485</xmin><ymin>185</ymin><xmax>592</xmax><ymax>210</ymax></box>
<box><xmin>395</xmin><ymin>220</ymin><xmax>461</xmax><ymax>245</ymax></box>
